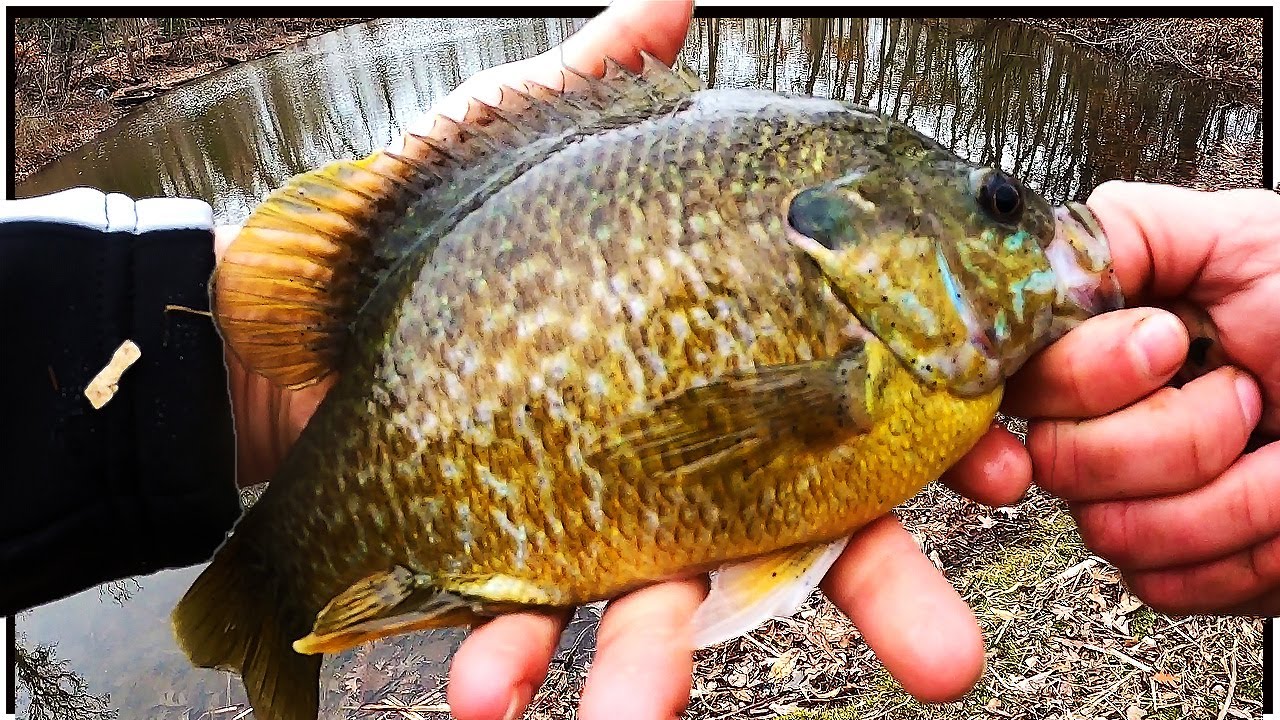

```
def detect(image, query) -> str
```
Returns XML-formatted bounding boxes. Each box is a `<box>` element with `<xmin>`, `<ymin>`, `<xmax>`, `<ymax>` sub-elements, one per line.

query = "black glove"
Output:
<box><xmin>0</xmin><ymin>188</ymin><xmax>240</xmax><ymax>616</ymax></box>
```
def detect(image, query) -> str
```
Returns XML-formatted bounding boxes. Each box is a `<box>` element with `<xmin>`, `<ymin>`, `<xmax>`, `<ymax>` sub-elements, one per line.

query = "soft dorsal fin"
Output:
<box><xmin>213</xmin><ymin>53</ymin><xmax>702</xmax><ymax>388</ymax></box>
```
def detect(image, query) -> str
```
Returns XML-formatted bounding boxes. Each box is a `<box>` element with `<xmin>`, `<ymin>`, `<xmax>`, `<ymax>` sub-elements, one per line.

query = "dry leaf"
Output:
<box><xmin>768</xmin><ymin>649</ymin><xmax>799</xmax><ymax>681</ymax></box>
<box><xmin>1153</xmin><ymin>670</ymin><xmax>1180</xmax><ymax>686</ymax></box>
<box><xmin>1117</xmin><ymin>593</ymin><xmax>1144</xmax><ymax>614</ymax></box>
<box><xmin>84</xmin><ymin>340</ymin><xmax>141</xmax><ymax>409</ymax></box>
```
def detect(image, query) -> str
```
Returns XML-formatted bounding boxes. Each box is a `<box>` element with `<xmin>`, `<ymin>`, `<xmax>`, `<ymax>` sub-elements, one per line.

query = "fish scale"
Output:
<box><xmin>241</xmin><ymin>89</ymin><xmax>997</xmax><ymax>625</ymax></box>
<box><xmin>173</xmin><ymin>55</ymin><xmax>1120</xmax><ymax>720</ymax></box>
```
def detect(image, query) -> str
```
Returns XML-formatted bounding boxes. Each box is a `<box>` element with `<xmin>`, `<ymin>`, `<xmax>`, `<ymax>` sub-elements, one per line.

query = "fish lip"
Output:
<box><xmin>1048</xmin><ymin>202</ymin><xmax>1125</xmax><ymax>325</ymax></box>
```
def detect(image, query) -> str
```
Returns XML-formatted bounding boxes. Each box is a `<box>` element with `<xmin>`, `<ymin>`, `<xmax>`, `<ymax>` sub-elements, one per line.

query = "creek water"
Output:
<box><xmin>14</xmin><ymin>16</ymin><xmax>1262</xmax><ymax>720</ymax></box>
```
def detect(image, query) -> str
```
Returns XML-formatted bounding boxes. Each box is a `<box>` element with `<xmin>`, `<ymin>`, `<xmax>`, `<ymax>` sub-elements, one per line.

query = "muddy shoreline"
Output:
<box><xmin>1009</xmin><ymin>17</ymin><xmax>1263</xmax><ymax>102</ymax></box>
<box><xmin>12</xmin><ymin>18</ymin><xmax>369</xmax><ymax>183</ymax></box>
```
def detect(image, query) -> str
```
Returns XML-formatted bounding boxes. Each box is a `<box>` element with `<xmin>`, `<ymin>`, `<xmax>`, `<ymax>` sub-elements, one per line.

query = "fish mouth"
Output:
<box><xmin>1046</xmin><ymin>202</ymin><xmax>1124</xmax><ymax>333</ymax></box>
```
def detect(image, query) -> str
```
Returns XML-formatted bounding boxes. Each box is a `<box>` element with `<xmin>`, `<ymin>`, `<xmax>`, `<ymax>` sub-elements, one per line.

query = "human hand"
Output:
<box><xmin>214</xmin><ymin>226</ymin><xmax>333</xmax><ymax>488</ymax></box>
<box><xmin>218</xmin><ymin>3</ymin><xmax>1027</xmax><ymax>718</ymax></box>
<box><xmin>954</xmin><ymin>180</ymin><xmax>1280</xmax><ymax>616</ymax></box>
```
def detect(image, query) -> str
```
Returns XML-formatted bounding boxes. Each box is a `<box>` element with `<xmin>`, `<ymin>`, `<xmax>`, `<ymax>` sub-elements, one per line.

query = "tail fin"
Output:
<box><xmin>172</xmin><ymin>532</ymin><xmax>321</xmax><ymax>720</ymax></box>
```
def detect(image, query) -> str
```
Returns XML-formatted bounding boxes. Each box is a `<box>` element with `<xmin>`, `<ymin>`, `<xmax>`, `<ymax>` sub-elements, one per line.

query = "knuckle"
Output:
<box><xmin>1125</xmin><ymin>573</ymin><xmax>1193</xmax><ymax>615</ymax></box>
<box><xmin>1241</xmin><ymin>534</ymin><xmax>1280</xmax><ymax>593</ymax></box>
<box><xmin>1030</xmin><ymin>421</ymin><xmax>1089</xmax><ymax>499</ymax></box>
<box><xmin>1184</xmin><ymin>376</ymin><xmax>1248</xmax><ymax>479</ymax></box>
<box><xmin>1074</xmin><ymin>501</ymin><xmax>1138</xmax><ymax>566</ymax></box>
<box><xmin>1061</xmin><ymin>346</ymin><xmax>1098</xmax><ymax>415</ymax></box>
<box><xmin>1226</xmin><ymin>471</ymin><xmax>1279</xmax><ymax>543</ymax></box>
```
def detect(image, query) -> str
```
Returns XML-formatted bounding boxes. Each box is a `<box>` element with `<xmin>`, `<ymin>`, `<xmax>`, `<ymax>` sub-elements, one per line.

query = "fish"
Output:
<box><xmin>172</xmin><ymin>53</ymin><xmax>1122</xmax><ymax>720</ymax></box>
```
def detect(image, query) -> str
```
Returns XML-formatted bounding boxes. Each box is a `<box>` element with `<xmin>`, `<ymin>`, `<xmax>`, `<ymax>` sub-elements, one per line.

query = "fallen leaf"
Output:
<box><xmin>1153</xmin><ymin>670</ymin><xmax>1180</xmax><ymax>686</ymax></box>
<box><xmin>769</xmin><ymin>649</ymin><xmax>799</xmax><ymax>681</ymax></box>
<box><xmin>1117</xmin><ymin>593</ymin><xmax>1144</xmax><ymax>614</ymax></box>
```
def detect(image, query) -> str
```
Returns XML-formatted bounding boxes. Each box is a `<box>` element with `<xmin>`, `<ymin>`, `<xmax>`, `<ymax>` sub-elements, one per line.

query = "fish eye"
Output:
<box><xmin>977</xmin><ymin>170</ymin><xmax>1023</xmax><ymax>224</ymax></box>
<box><xmin>787</xmin><ymin>187</ymin><xmax>851</xmax><ymax>250</ymax></box>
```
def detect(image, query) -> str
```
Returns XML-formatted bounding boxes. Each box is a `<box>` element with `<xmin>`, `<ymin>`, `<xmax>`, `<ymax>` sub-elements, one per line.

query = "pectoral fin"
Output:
<box><xmin>591</xmin><ymin>342</ymin><xmax>888</xmax><ymax>482</ymax></box>
<box><xmin>293</xmin><ymin>567</ymin><xmax>479</xmax><ymax>654</ymax></box>
<box><xmin>692</xmin><ymin>537</ymin><xmax>850</xmax><ymax>648</ymax></box>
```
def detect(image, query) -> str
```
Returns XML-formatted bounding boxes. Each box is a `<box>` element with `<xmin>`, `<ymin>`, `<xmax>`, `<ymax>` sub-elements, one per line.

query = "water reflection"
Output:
<box><xmin>679</xmin><ymin>18</ymin><xmax>1260</xmax><ymax>202</ymax></box>
<box><xmin>13</xmin><ymin>15</ymin><xmax>1262</xmax><ymax>720</ymax></box>
<box><xmin>19</xmin><ymin>17</ymin><xmax>589</xmax><ymax>219</ymax></box>
<box><xmin>19</xmin><ymin>17</ymin><xmax>1261</xmax><ymax>216</ymax></box>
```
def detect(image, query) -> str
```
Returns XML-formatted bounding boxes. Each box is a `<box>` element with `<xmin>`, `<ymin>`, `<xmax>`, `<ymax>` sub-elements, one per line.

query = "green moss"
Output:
<box><xmin>1129</xmin><ymin>606</ymin><xmax>1158</xmax><ymax>640</ymax></box>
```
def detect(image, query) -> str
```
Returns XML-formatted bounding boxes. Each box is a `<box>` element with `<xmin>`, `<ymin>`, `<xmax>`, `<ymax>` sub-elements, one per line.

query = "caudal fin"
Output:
<box><xmin>172</xmin><ymin>532</ymin><xmax>321</xmax><ymax>720</ymax></box>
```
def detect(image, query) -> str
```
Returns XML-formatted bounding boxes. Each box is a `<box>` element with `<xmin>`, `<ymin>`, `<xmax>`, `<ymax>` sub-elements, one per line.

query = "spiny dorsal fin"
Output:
<box><xmin>213</xmin><ymin>52</ymin><xmax>701</xmax><ymax>388</ymax></box>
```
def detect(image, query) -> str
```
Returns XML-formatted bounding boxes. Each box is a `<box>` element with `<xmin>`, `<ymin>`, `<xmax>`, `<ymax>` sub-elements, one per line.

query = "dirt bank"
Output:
<box><xmin>12</xmin><ymin>18</ymin><xmax>370</xmax><ymax>183</ymax></box>
<box><xmin>1011</xmin><ymin>18</ymin><xmax>1263</xmax><ymax>103</ymax></box>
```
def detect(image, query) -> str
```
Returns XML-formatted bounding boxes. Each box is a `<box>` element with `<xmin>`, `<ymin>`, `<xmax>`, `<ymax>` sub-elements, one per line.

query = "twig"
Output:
<box><xmin>84</xmin><ymin>339</ymin><xmax>141</xmax><ymax>408</ymax></box>
<box><xmin>1216</xmin><ymin>635</ymin><xmax>1239</xmax><ymax>720</ymax></box>
<box><xmin>740</xmin><ymin>632</ymin><xmax>778</xmax><ymax>657</ymax></box>
<box><xmin>1079</xmin><ymin>641</ymin><xmax>1154</xmax><ymax>673</ymax></box>
<box><xmin>165</xmin><ymin>303</ymin><xmax>213</xmax><ymax>318</ymax></box>
<box><xmin>1078</xmin><ymin>669</ymin><xmax>1138</xmax><ymax>717</ymax></box>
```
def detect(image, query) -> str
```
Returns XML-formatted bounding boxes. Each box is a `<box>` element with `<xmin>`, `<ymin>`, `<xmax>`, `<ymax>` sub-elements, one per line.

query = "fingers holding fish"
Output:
<box><xmin>1029</xmin><ymin>366</ymin><xmax>1262</xmax><ymax>504</ymax></box>
<box><xmin>551</xmin><ymin>0</ymin><xmax>692</xmax><ymax>72</ymax></box>
<box><xmin>822</xmin><ymin>516</ymin><xmax>986</xmax><ymax>703</ymax></box>
<box><xmin>1122</xmin><ymin>524</ymin><xmax>1280</xmax><ymax>615</ymax></box>
<box><xmin>578</xmin><ymin>578</ymin><xmax>707</xmax><ymax>720</ymax></box>
<box><xmin>424</xmin><ymin>0</ymin><xmax>692</xmax><ymax>126</ymax></box>
<box><xmin>1072</xmin><ymin>439</ymin><xmax>1280</xmax><ymax>616</ymax></box>
<box><xmin>1087</xmin><ymin>181</ymin><xmax>1280</xmax><ymax>436</ymax></box>
<box><xmin>1065</xmin><ymin>402</ymin><xmax>1272</xmax><ymax>572</ymax></box>
<box><xmin>447</xmin><ymin>610</ymin><xmax>569</xmax><ymax>720</ymax></box>
<box><xmin>939</xmin><ymin>424</ymin><xmax>1032</xmax><ymax>507</ymax></box>
<box><xmin>1002</xmin><ymin>307</ymin><xmax>1188</xmax><ymax>420</ymax></box>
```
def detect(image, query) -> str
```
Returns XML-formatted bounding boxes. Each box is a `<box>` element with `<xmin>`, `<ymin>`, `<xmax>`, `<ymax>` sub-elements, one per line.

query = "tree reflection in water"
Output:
<box><xmin>15</xmin><ymin>632</ymin><xmax>118</xmax><ymax>720</ymax></box>
<box><xmin>18</xmin><ymin>18</ymin><xmax>1260</xmax><ymax>217</ymax></box>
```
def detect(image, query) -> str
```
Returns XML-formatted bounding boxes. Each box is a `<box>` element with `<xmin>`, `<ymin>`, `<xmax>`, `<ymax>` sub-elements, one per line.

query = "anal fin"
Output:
<box><xmin>692</xmin><ymin>537</ymin><xmax>850</xmax><ymax>649</ymax></box>
<box><xmin>293</xmin><ymin>567</ymin><xmax>479</xmax><ymax>654</ymax></box>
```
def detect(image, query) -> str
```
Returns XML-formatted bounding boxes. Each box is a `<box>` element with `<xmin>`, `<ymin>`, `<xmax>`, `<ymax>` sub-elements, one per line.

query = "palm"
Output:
<box><xmin>1094</xmin><ymin>183</ymin><xmax>1280</xmax><ymax>435</ymax></box>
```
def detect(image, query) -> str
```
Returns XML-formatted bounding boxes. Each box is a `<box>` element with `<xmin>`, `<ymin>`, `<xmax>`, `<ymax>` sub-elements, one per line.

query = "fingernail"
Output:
<box><xmin>1131</xmin><ymin>312</ymin><xmax>1186</xmax><ymax>380</ymax></box>
<box><xmin>1235</xmin><ymin>371</ymin><xmax>1262</xmax><ymax>429</ymax></box>
<box><xmin>504</xmin><ymin>684</ymin><xmax>532</xmax><ymax>720</ymax></box>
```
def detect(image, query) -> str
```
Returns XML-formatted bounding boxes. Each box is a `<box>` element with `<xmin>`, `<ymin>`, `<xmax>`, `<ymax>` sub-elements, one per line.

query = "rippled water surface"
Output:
<box><xmin>14</xmin><ymin>16</ymin><xmax>1263</xmax><ymax>720</ymax></box>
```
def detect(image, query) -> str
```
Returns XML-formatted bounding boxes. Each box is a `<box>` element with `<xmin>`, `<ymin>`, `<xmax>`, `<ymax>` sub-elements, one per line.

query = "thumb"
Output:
<box><xmin>1003</xmin><ymin>306</ymin><xmax>1189</xmax><ymax>419</ymax></box>
<box><xmin>1087</xmin><ymin>180</ymin><xmax>1280</xmax><ymax>303</ymax></box>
